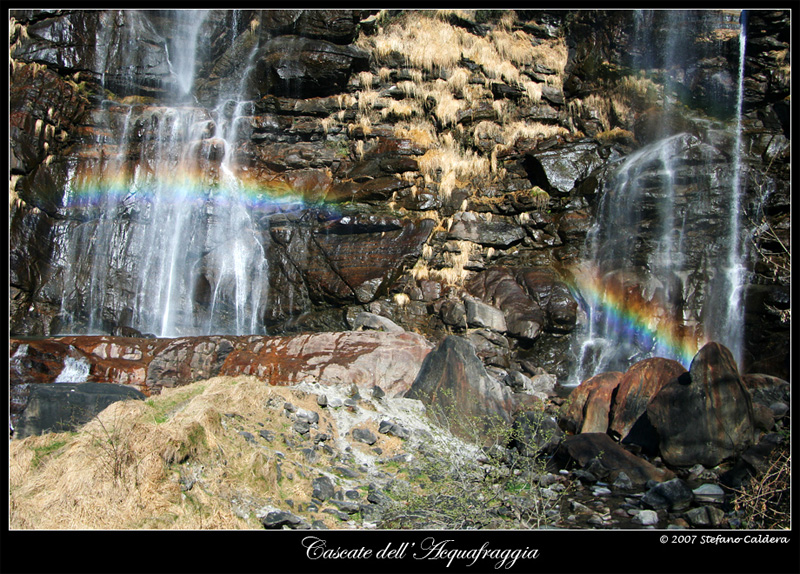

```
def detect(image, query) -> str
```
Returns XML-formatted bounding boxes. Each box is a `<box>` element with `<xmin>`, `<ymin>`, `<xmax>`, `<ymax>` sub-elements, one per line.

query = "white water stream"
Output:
<box><xmin>57</xmin><ymin>10</ymin><xmax>269</xmax><ymax>337</ymax></box>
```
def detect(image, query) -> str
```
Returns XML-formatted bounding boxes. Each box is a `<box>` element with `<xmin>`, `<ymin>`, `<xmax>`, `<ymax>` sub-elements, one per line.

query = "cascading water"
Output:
<box><xmin>710</xmin><ymin>9</ymin><xmax>748</xmax><ymax>366</ymax></box>
<box><xmin>568</xmin><ymin>10</ymin><xmax>750</xmax><ymax>385</ymax></box>
<box><xmin>55</xmin><ymin>10</ymin><xmax>270</xmax><ymax>337</ymax></box>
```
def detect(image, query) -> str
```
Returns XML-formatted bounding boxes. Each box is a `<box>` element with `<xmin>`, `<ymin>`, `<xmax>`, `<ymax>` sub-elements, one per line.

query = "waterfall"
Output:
<box><xmin>166</xmin><ymin>10</ymin><xmax>210</xmax><ymax>97</ymax></box>
<box><xmin>55</xmin><ymin>10</ymin><xmax>270</xmax><ymax>337</ymax></box>
<box><xmin>568</xmin><ymin>10</ymin><xmax>749</xmax><ymax>385</ymax></box>
<box><xmin>719</xmin><ymin>10</ymin><xmax>748</xmax><ymax>365</ymax></box>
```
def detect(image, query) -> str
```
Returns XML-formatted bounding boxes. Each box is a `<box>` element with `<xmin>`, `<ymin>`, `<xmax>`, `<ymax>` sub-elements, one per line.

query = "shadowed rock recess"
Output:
<box><xmin>9</xmin><ymin>9</ymin><xmax>790</xmax><ymax>531</ymax></box>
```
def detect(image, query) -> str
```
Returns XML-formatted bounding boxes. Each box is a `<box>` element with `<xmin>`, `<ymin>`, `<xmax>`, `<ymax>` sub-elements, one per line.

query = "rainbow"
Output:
<box><xmin>66</xmin><ymin>163</ymin><xmax>329</xmax><ymax>212</ymax></box>
<box><xmin>570</xmin><ymin>265</ymin><xmax>704</xmax><ymax>368</ymax></box>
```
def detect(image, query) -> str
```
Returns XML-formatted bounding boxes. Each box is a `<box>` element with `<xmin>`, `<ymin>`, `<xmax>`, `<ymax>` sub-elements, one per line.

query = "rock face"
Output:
<box><xmin>647</xmin><ymin>342</ymin><xmax>756</xmax><ymax>467</ymax></box>
<box><xmin>220</xmin><ymin>331</ymin><xmax>433</xmax><ymax>396</ymax></box>
<box><xmin>14</xmin><ymin>382</ymin><xmax>145</xmax><ymax>439</ymax></box>
<box><xmin>251</xmin><ymin>36</ymin><xmax>369</xmax><ymax>98</ymax></box>
<box><xmin>9</xmin><ymin>331</ymin><xmax>433</xmax><ymax>428</ymax></box>
<box><xmin>8</xmin><ymin>9</ymin><xmax>790</xmax><ymax>384</ymax></box>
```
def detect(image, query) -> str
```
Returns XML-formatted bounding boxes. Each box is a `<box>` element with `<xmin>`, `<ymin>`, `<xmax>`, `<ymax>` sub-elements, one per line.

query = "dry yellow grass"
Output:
<box><xmin>393</xmin><ymin>120</ymin><xmax>438</xmax><ymax>149</ymax></box>
<box><xmin>381</xmin><ymin>98</ymin><xmax>423</xmax><ymax>121</ymax></box>
<box><xmin>349</xmin><ymin>11</ymin><xmax>576</xmax><ymax>204</ymax></box>
<box><xmin>417</xmin><ymin>132</ymin><xmax>491</xmax><ymax>199</ymax></box>
<box><xmin>358</xmin><ymin>11</ymin><xmax>567</xmax><ymax>97</ymax></box>
<box><xmin>8</xmin><ymin>376</ymin><xmax>341</xmax><ymax>530</ymax></box>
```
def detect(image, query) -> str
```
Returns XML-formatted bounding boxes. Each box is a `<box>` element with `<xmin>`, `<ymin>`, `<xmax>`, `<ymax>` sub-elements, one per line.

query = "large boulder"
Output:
<box><xmin>561</xmin><ymin>433</ymin><xmax>674</xmax><ymax>487</ymax></box>
<box><xmin>647</xmin><ymin>342</ymin><xmax>756</xmax><ymax>468</ymax></box>
<box><xmin>404</xmin><ymin>335</ymin><xmax>518</xmax><ymax>439</ymax></box>
<box><xmin>560</xmin><ymin>371</ymin><xmax>623</xmax><ymax>434</ymax></box>
<box><xmin>609</xmin><ymin>357</ymin><xmax>687</xmax><ymax>448</ymax></box>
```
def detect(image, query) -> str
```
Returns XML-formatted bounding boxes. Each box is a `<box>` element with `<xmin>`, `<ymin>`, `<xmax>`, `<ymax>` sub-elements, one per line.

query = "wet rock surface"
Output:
<box><xmin>9</xmin><ymin>9</ymin><xmax>790</xmax><ymax>382</ymax></box>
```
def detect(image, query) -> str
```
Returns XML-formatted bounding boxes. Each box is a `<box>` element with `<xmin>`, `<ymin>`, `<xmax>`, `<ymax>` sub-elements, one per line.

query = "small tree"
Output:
<box><xmin>380</xmin><ymin>391</ymin><xmax>566</xmax><ymax>529</ymax></box>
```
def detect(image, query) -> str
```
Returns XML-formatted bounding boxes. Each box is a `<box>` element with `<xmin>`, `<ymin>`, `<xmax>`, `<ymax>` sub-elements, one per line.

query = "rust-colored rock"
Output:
<box><xmin>220</xmin><ymin>331</ymin><xmax>433</xmax><ymax>397</ymax></box>
<box><xmin>560</xmin><ymin>371</ymin><xmax>623</xmax><ymax>434</ymax></box>
<box><xmin>609</xmin><ymin>357</ymin><xmax>687</xmax><ymax>443</ymax></box>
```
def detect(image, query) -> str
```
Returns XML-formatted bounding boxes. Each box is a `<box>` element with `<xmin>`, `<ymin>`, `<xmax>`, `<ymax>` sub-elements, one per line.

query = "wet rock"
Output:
<box><xmin>261</xmin><ymin>10</ymin><xmax>366</xmax><ymax>44</ymax></box>
<box><xmin>448</xmin><ymin>217</ymin><xmax>526</xmax><ymax>248</ymax></box>
<box><xmin>524</xmin><ymin>140</ymin><xmax>603</xmax><ymax>195</ymax></box>
<box><xmin>251</xmin><ymin>36</ymin><xmax>369</xmax><ymax>99</ymax></box>
<box><xmin>293</xmin><ymin>216</ymin><xmax>433</xmax><ymax>307</ymax></box>
<box><xmin>648</xmin><ymin>343</ymin><xmax>756</xmax><ymax>468</ymax></box>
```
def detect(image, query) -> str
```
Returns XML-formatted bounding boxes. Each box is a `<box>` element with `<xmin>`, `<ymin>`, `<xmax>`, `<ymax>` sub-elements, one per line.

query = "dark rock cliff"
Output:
<box><xmin>9</xmin><ymin>9</ymin><xmax>790</xmax><ymax>382</ymax></box>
